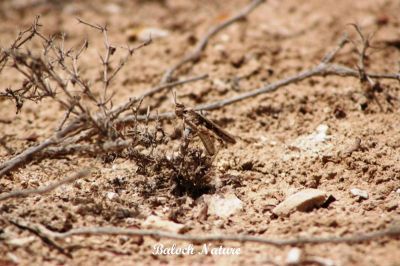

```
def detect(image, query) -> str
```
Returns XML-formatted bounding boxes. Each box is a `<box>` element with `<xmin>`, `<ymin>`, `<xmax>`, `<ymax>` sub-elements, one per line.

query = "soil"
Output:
<box><xmin>0</xmin><ymin>0</ymin><xmax>399</xmax><ymax>265</ymax></box>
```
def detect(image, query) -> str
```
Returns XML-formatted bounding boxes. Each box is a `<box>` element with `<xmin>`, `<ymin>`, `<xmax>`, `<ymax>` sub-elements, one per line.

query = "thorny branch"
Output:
<box><xmin>0</xmin><ymin>75</ymin><xmax>206</xmax><ymax>177</ymax></box>
<box><xmin>1</xmin><ymin>21</ymin><xmax>399</xmax><ymax>177</ymax></box>
<box><xmin>0</xmin><ymin>169</ymin><xmax>90</xmax><ymax>201</ymax></box>
<box><xmin>0</xmin><ymin>17</ymin><xmax>206</xmax><ymax>177</ymax></box>
<box><xmin>160</xmin><ymin>0</ymin><xmax>265</xmax><ymax>84</ymax></box>
<box><xmin>0</xmin><ymin>16</ymin><xmax>41</xmax><ymax>72</ymax></box>
<box><xmin>7</xmin><ymin>218</ymin><xmax>400</xmax><ymax>248</ymax></box>
<box><xmin>0</xmin><ymin>119</ymin><xmax>85</xmax><ymax>177</ymax></box>
<box><xmin>0</xmin><ymin>8</ymin><xmax>399</xmax><ymax>262</ymax></box>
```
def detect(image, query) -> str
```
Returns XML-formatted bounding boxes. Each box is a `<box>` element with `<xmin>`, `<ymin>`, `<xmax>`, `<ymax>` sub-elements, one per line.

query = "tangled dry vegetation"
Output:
<box><xmin>0</xmin><ymin>16</ymin><xmax>218</xmax><ymax>196</ymax></box>
<box><xmin>0</xmin><ymin>0</ymin><xmax>400</xmax><ymax>265</ymax></box>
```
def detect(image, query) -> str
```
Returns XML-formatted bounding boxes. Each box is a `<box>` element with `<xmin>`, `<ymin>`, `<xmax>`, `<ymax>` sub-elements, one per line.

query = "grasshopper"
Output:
<box><xmin>173</xmin><ymin>94</ymin><xmax>236</xmax><ymax>155</ymax></box>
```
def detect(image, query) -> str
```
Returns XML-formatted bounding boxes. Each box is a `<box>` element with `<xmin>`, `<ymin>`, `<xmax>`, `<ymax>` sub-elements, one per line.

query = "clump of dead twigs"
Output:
<box><xmin>1</xmin><ymin>7</ymin><xmax>399</xmax><ymax>197</ymax></box>
<box><xmin>0</xmin><ymin>16</ymin><xmax>223</xmax><ymax>200</ymax></box>
<box><xmin>1</xmin><ymin>2</ymin><xmax>400</xmax><ymax>261</ymax></box>
<box><xmin>0</xmin><ymin>16</ymin><xmax>215</xmax><ymax>195</ymax></box>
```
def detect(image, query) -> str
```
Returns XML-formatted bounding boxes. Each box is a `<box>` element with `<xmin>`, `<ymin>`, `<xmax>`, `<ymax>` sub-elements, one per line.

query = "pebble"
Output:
<box><xmin>103</xmin><ymin>3</ymin><xmax>121</xmax><ymax>14</ymax></box>
<box><xmin>272</xmin><ymin>189</ymin><xmax>328</xmax><ymax>216</ymax></box>
<box><xmin>203</xmin><ymin>193</ymin><xmax>243</xmax><ymax>218</ymax></box>
<box><xmin>143</xmin><ymin>215</ymin><xmax>186</xmax><ymax>233</ymax></box>
<box><xmin>126</xmin><ymin>27</ymin><xmax>169</xmax><ymax>42</ymax></box>
<box><xmin>350</xmin><ymin>188</ymin><xmax>369</xmax><ymax>199</ymax></box>
<box><xmin>286</xmin><ymin>247</ymin><xmax>303</xmax><ymax>265</ymax></box>
<box><xmin>106</xmin><ymin>191</ymin><xmax>118</xmax><ymax>200</ymax></box>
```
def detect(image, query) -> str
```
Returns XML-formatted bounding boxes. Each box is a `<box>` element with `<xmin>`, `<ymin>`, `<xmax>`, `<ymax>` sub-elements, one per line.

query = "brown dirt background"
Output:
<box><xmin>0</xmin><ymin>0</ymin><xmax>399</xmax><ymax>265</ymax></box>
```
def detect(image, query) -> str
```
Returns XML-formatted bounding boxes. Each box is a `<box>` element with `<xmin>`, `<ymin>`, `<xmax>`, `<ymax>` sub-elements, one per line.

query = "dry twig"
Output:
<box><xmin>0</xmin><ymin>75</ymin><xmax>207</xmax><ymax>177</ymax></box>
<box><xmin>0</xmin><ymin>120</ymin><xmax>85</xmax><ymax>177</ymax></box>
<box><xmin>0</xmin><ymin>15</ymin><xmax>208</xmax><ymax>177</ymax></box>
<box><xmin>1</xmin><ymin>17</ymin><xmax>399</xmax><ymax>179</ymax></box>
<box><xmin>8</xmin><ymin>218</ymin><xmax>400</xmax><ymax>247</ymax></box>
<box><xmin>0</xmin><ymin>169</ymin><xmax>90</xmax><ymax>201</ymax></box>
<box><xmin>120</xmin><ymin>34</ymin><xmax>400</xmax><ymax>123</ymax></box>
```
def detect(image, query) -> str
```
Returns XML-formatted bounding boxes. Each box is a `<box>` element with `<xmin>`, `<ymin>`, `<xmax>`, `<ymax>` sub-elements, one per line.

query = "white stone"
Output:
<box><xmin>106</xmin><ymin>191</ymin><xmax>118</xmax><ymax>200</ymax></box>
<box><xmin>350</xmin><ymin>188</ymin><xmax>368</xmax><ymax>199</ymax></box>
<box><xmin>139</xmin><ymin>28</ymin><xmax>169</xmax><ymax>41</ymax></box>
<box><xmin>286</xmin><ymin>247</ymin><xmax>303</xmax><ymax>265</ymax></box>
<box><xmin>204</xmin><ymin>193</ymin><xmax>243</xmax><ymax>218</ymax></box>
<box><xmin>143</xmin><ymin>215</ymin><xmax>185</xmax><ymax>233</ymax></box>
<box><xmin>284</xmin><ymin>124</ymin><xmax>333</xmax><ymax>160</ymax></box>
<box><xmin>104</xmin><ymin>3</ymin><xmax>121</xmax><ymax>14</ymax></box>
<box><xmin>273</xmin><ymin>189</ymin><xmax>328</xmax><ymax>216</ymax></box>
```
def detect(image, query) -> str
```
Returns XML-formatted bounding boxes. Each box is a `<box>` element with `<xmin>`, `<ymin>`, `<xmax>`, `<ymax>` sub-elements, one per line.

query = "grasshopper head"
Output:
<box><xmin>172</xmin><ymin>90</ymin><xmax>185</xmax><ymax>118</ymax></box>
<box><xmin>175</xmin><ymin>102</ymin><xmax>186</xmax><ymax>118</ymax></box>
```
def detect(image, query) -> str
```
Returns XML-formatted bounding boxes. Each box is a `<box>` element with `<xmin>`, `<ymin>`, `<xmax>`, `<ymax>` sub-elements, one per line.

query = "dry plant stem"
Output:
<box><xmin>76</xmin><ymin>18</ymin><xmax>151</xmax><ymax>109</ymax></box>
<box><xmin>120</xmin><ymin>35</ymin><xmax>400</xmax><ymax>122</ymax></box>
<box><xmin>56</xmin><ymin>75</ymin><xmax>208</xmax><ymax>145</ymax></box>
<box><xmin>0</xmin><ymin>16</ymin><xmax>40</xmax><ymax>72</ymax></box>
<box><xmin>0</xmin><ymin>120</ymin><xmax>84</xmax><ymax>177</ymax></box>
<box><xmin>8</xmin><ymin>218</ymin><xmax>400</xmax><ymax>247</ymax></box>
<box><xmin>42</xmin><ymin>139</ymin><xmax>133</xmax><ymax>157</ymax></box>
<box><xmin>50</xmin><ymin>74</ymin><xmax>208</xmax><ymax>147</ymax></box>
<box><xmin>110</xmin><ymin>73</ymin><xmax>208</xmax><ymax>119</ymax></box>
<box><xmin>0</xmin><ymin>169</ymin><xmax>90</xmax><ymax>201</ymax></box>
<box><xmin>160</xmin><ymin>0</ymin><xmax>265</xmax><ymax>83</ymax></box>
<box><xmin>0</xmin><ymin>74</ymin><xmax>206</xmax><ymax>177</ymax></box>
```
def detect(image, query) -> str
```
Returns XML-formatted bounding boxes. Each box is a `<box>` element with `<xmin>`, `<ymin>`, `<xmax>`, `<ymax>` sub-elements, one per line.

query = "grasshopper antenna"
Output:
<box><xmin>171</xmin><ymin>90</ymin><xmax>178</xmax><ymax>106</ymax></box>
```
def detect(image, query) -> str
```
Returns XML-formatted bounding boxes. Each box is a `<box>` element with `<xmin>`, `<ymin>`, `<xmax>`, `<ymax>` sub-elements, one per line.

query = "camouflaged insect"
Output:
<box><xmin>175</xmin><ymin>101</ymin><xmax>236</xmax><ymax>155</ymax></box>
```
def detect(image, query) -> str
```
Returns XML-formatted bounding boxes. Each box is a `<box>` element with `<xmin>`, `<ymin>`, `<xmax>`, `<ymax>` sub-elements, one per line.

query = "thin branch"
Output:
<box><xmin>109</xmin><ymin>73</ymin><xmax>208</xmax><ymax>119</ymax></box>
<box><xmin>0</xmin><ymin>16</ymin><xmax>41</xmax><ymax>72</ymax></box>
<box><xmin>0</xmin><ymin>169</ymin><xmax>90</xmax><ymax>201</ymax></box>
<box><xmin>160</xmin><ymin>0</ymin><xmax>265</xmax><ymax>84</ymax></box>
<box><xmin>57</xmin><ymin>105</ymin><xmax>75</xmax><ymax>131</ymax></box>
<box><xmin>40</xmin><ymin>139</ymin><xmax>133</xmax><ymax>157</ymax></box>
<box><xmin>119</xmin><ymin>35</ymin><xmax>400</xmax><ymax>123</ymax></box>
<box><xmin>0</xmin><ymin>118</ymin><xmax>85</xmax><ymax>177</ymax></box>
<box><xmin>8</xmin><ymin>218</ymin><xmax>400</xmax><ymax>247</ymax></box>
<box><xmin>9</xmin><ymin>218</ymin><xmax>70</xmax><ymax>256</ymax></box>
<box><xmin>76</xmin><ymin>18</ymin><xmax>103</xmax><ymax>31</ymax></box>
<box><xmin>193</xmin><ymin>63</ymin><xmax>400</xmax><ymax>111</ymax></box>
<box><xmin>0</xmin><ymin>75</ymin><xmax>207</xmax><ymax>177</ymax></box>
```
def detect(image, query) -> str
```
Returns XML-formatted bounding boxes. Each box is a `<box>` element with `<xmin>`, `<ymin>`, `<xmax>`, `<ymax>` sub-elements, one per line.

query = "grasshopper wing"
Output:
<box><xmin>195</xmin><ymin>112</ymin><xmax>236</xmax><ymax>144</ymax></box>
<box><xmin>197</xmin><ymin>130</ymin><xmax>216</xmax><ymax>156</ymax></box>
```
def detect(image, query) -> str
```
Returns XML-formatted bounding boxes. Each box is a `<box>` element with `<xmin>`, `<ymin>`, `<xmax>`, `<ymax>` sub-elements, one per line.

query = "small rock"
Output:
<box><xmin>350</xmin><ymin>188</ymin><xmax>368</xmax><ymax>199</ymax></box>
<box><xmin>103</xmin><ymin>3</ymin><xmax>121</xmax><ymax>14</ymax></box>
<box><xmin>272</xmin><ymin>189</ymin><xmax>328</xmax><ymax>216</ymax></box>
<box><xmin>219</xmin><ymin>34</ymin><xmax>231</xmax><ymax>42</ymax></box>
<box><xmin>203</xmin><ymin>193</ymin><xmax>243</xmax><ymax>218</ymax></box>
<box><xmin>143</xmin><ymin>215</ymin><xmax>186</xmax><ymax>233</ymax></box>
<box><xmin>213</xmin><ymin>78</ymin><xmax>230</xmax><ymax>93</ymax></box>
<box><xmin>126</xmin><ymin>27</ymin><xmax>169</xmax><ymax>42</ymax></box>
<box><xmin>385</xmin><ymin>201</ymin><xmax>398</xmax><ymax>211</ymax></box>
<box><xmin>106</xmin><ymin>191</ymin><xmax>118</xmax><ymax>200</ymax></box>
<box><xmin>285</xmin><ymin>124</ymin><xmax>333</xmax><ymax>160</ymax></box>
<box><xmin>214</xmin><ymin>44</ymin><xmax>225</xmax><ymax>52</ymax></box>
<box><xmin>286</xmin><ymin>247</ymin><xmax>303</xmax><ymax>265</ymax></box>
<box><xmin>396</xmin><ymin>188</ymin><xmax>400</xmax><ymax>194</ymax></box>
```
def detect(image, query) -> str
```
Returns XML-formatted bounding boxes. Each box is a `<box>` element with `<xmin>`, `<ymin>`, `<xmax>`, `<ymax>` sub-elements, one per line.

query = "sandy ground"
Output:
<box><xmin>0</xmin><ymin>0</ymin><xmax>399</xmax><ymax>265</ymax></box>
